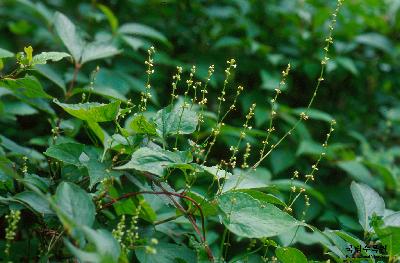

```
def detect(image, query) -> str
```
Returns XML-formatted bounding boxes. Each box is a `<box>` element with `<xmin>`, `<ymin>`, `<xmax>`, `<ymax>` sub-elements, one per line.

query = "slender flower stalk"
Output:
<box><xmin>259</xmin><ymin>63</ymin><xmax>291</xmax><ymax>159</ymax></box>
<box><xmin>252</xmin><ymin>0</ymin><xmax>344</xmax><ymax>169</ymax></box>
<box><xmin>139</xmin><ymin>46</ymin><xmax>156</xmax><ymax>112</ymax></box>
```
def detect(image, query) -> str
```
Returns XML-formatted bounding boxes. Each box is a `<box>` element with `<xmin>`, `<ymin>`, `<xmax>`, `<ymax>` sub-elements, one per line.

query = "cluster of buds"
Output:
<box><xmin>5</xmin><ymin>210</ymin><xmax>21</xmax><ymax>256</ymax></box>
<box><xmin>216</xmin><ymin>59</ymin><xmax>237</xmax><ymax>120</ymax></box>
<box><xmin>145</xmin><ymin>46</ymin><xmax>156</xmax><ymax>74</ymax></box>
<box><xmin>292</xmin><ymin>170</ymin><xmax>299</xmax><ymax>180</ymax></box>
<box><xmin>186</xmin><ymin>66</ymin><xmax>196</xmax><ymax>88</ymax></box>
<box><xmin>217</xmin><ymin>91</ymin><xmax>226</xmax><ymax>102</ymax></box>
<box><xmin>170</xmin><ymin>66</ymin><xmax>183</xmax><ymax>104</ymax></box>
<box><xmin>207</xmin><ymin>64</ymin><xmax>215</xmax><ymax>81</ymax></box>
<box><xmin>300</xmin><ymin>112</ymin><xmax>309</xmax><ymax>120</ymax></box>
<box><xmin>228</xmin><ymin>85</ymin><xmax>244</xmax><ymax>111</ymax></box>
<box><xmin>279</xmin><ymin>63</ymin><xmax>291</xmax><ymax>87</ymax></box>
<box><xmin>320</xmin><ymin>0</ymin><xmax>344</xmax><ymax>67</ymax></box>
<box><xmin>225</xmin><ymin>59</ymin><xmax>237</xmax><ymax>76</ymax></box>
<box><xmin>245</xmin><ymin>103</ymin><xmax>256</xmax><ymax>121</ymax></box>
<box><xmin>305</xmin><ymin>174</ymin><xmax>315</xmax><ymax>181</ymax></box>
<box><xmin>227</xmin><ymin>103</ymin><xmax>256</xmax><ymax>169</ymax></box>
<box><xmin>198</xmin><ymin>65</ymin><xmax>214</xmax><ymax>107</ymax></box>
<box><xmin>145</xmin><ymin>239</ymin><xmax>158</xmax><ymax>255</ymax></box>
<box><xmin>21</xmin><ymin>156</ymin><xmax>28</xmax><ymax>174</ymax></box>
<box><xmin>51</xmin><ymin>126</ymin><xmax>60</xmax><ymax>141</ymax></box>
<box><xmin>190</xmin><ymin>140</ymin><xmax>206</xmax><ymax>163</ymax></box>
<box><xmin>241</xmin><ymin>143</ymin><xmax>251</xmax><ymax>169</ymax></box>
<box><xmin>211</xmin><ymin>123</ymin><xmax>223</xmax><ymax>138</ymax></box>
<box><xmin>140</xmin><ymin>46</ymin><xmax>156</xmax><ymax>112</ymax></box>
<box><xmin>112</xmin><ymin>215</ymin><xmax>127</xmax><ymax>250</ymax></box>
<box><xmin>304</xmin><ymin>194</ymin><xmax>310</xmax><ymax>207</ymax></box>
<box><xmin>126</xmin><ymin>200</ymin><xmax>143</xmax><ymax>247</ymax></box>
<box><xmin>191</xmin><ymin>81</ymin><xmax>202</xmax><ymax>106</ymax></box>
<box><xmin>195</xmin><ymin>65</ymin><xmax>214</xmax><ymax>136</ymax></box>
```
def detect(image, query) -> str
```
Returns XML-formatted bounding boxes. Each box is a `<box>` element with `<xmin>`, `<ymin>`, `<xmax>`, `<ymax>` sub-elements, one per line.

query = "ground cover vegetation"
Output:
<box><xmin>0</xmin><ymin>0</ymin><xmax>399</xmax><ymax>262</ymax></box>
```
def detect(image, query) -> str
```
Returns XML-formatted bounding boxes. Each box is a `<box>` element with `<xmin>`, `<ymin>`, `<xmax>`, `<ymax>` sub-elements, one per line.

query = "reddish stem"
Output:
<box><xmin>101</xmin><ymin>190</ymin><xmax>214</xmax><ymax>261</ymax></box>
<box><xmin>66</xmin><ymin>63</ymin><xmax>81</xmax><ymax>99</ymax></box>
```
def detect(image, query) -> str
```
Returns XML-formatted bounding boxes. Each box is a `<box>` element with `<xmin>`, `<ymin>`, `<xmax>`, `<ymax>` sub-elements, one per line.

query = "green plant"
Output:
<box><xmin>0</xmin><ymin>0</ymin><xmax>399</xmax><ymax>262</ymax></box>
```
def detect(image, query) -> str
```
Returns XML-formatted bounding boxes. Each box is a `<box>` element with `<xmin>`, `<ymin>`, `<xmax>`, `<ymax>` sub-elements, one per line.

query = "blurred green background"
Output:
<box><xmin>0</xmin><ymin>0</ymin><xmax>399</xmax><ymax>259</ymax></box>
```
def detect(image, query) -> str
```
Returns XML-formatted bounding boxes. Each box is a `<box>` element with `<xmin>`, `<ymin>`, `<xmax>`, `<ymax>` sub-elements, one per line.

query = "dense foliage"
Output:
<box><xmin>0</xmin><ymin>0</ymin><xmax>399</xmax><ymax>262</ymax></box>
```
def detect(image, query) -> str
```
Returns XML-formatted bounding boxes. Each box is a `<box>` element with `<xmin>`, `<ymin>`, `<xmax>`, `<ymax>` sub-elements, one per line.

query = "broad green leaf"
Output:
<box><xmin>94</xmin><ymin>69</ymin><xmax>135</xmax><ymax>95</ymax></box>
<box><xmin>54</xmin><ymin>12</ymin><xmax>84</xmax><ymax>61</ymax></box>
<box><xmin>32</xmin><ymin>51</ymin><xmax>70</xmax><ymax>65</ymax></box>
<box><xmin>35</xmin><ymin>64</ymin><xmax>66</xmax><ymax>93</ymax></box>
<box><xmin>64</xmin><ymin>242</ymin><xmax>100</xmax><ymax>263</ymax></box>
<box><xmin>0</xmin><ymin>157</ymin><xmax>16</xmax><ymax>190</ymax></box>
<box><xmin>260</xmin><ymin>70</ymin><xmax>282</xmax><ymax>91</ymax></box>
<box><xmin>366</xmin><ymin>161</ymin><xmax>397</xmax><ymax>190</ymax></box>
<box><xmin>355</xmin><ymin>33</ymin><xmax>393</xmax><ymax>53</ymax></box>
<box><xmin>114</xmin><ymin>147</ymin><xmax>192</xmax><ymax>177</ymax></box>
<box><xmin>45</xmin><ymin>143</ymin><xmax>120</xmax><ymax>188</ymax></box>
<box><xmin>15</xmin><ymin>0</ymin><xmax>53</xmax><ymax>25</ymax></box>
<box><xmin>72</xmin><ymin>86</ymin><xmax>127</xmax><ymax>101</ymax></box>
<box><xmin>55</xmin><ymin>182</ymin><xmax>96</xmax><ymax>227</ymax></box>
<box><xmin>270</xmin><ymin>149</ymin><xmax>295</xmax><ymax>174</ymax></box>
<box><xmin>108</xmin><ymin>186</ymin><xmax>136</xmax><ymax>215</ymax></box>
<box><xmin>296</xmin><ymin>140</ymin><xmax>324</xmax><ymax>156</ymax></box>
<box><xmin>331</xmin><ymin>230</ymin><xmax>365</xmax><ymax>249</ymax></box>
<box><xmin>336</xmin><ymin>57</ymin><xmax>359</xmax><ymax>76</ymax></box>
<box><xmin>139</xmin><ymin>196</ymin><xmax>157</xmax><ymax>222</ymax></box>
<box><xmin>185</xmin><ymin>191</ymin><xmax>218</xmax><ymax>216</ymax></box>
<box><xmin>80</xmin><ymin>42</ymin><xmax>120</xmax><ymax>64</ymax></box>
<box><xmin>322</xmin><ymin>229</ymin><xmax>352</xmax><ymax>258</ymax></box>
<box><xmin>129</xmin><ymin>114</ymin><xmax>157</xmax><ymax>135</ymax></box>
<box><xmin>0</xmin><ymin>135</ymin><xmax>45</xmax><ymax>160</ymax></box>
<box><xmin>122</xmin><ymin>35</ymin><xmax>147</xmax><ymax>51</ymax></box>
<box><xmin>373</xmin><ymin>221</ymin><xmax>400</xmax><ymax>257</ymax></box>
<box><xmin>350</xmin><ymin>181</ymin><xmax>385</xmax><ymax>232</ymax></box>
<box><xmin>378</xmin><ymin>227</ymin><xmax>400</xmax><ymax>257</ymax></box>
<box><xmin>20</xmin><ymin>173</ymin><xmax>50</xmax><ymax>192</ymax></box>
<box><xmin>275</xmin><ymin>247</ymin><xmax>307</xmax><ymax>263</ymax></box>
<box><xmin>214</xmin><ymin>36</ymin><xmax>242</xmax><ymax>49</ymax></box>
<box><xmin>338</xmin><ymin>160</ymin><xmax>380</xmax><ymax>188</ymax></box>
<box><xmin>278</xmin><ymin>226</ymin><xmax>331</xmax><ymax>247</ymax></box>
<box><xmin>239</xmin><ymin>190</ymin><xmax>287</xmax><ymax>207</ymax></box>
<box><xmin>44</xmin><ymin>142</ymin><xmax>84</xmax><ymax>166</ymax></box>
<box><xmin>83</xmin><ymin>227</ymin><xmax>120</xmax><ymax>262</ymax></box>
<box><xmin>4</xmin><ymin>101</ymin><xmax>38</xmax><ymax>116</ymax></box>
<box><xmin>0</xmin><ymin>48</ymin><xmax>14</xmax><ymax>58</ymax></box>
<box><xmin>154</xmin><ymin>104</ymin><xmax>198</xmax><ymax>139</ymax></box>
<box><xmin>79</xmin><ymin>147</ymin><xmax>121</xmax><ymax>189</ymax></box>
<box><xmin>14</xmin><ymin>191</ymin><xmax>53</xmax><ymax>214</ymax></box>
<box><xmin>0</xmin><ymin>75</ymin><xmax>52</xmax><ymax>99</ymax></box>
<box><xmin>222</xmin><ymin>167</ymin><xmax>271</xmax><ymax>192</ymax></box>
<box><xmin>135</xmin><ymin>242</ymin><xmax>196</xmax><ymax>263</ymax></box>
<box><xmin>384</xmin><ymin>212</ymin><xmax>400</xmax><ymax>226</ymax></box>
<box><xmin>54</xmin><ymin>100</ymin><xmax>121</xmax><ymax>122</ymax></box>
<box><xmin>217</xmin><ymin>192</ymin><xmax>304</xmax><ymax>238</ymax></box>
<box><xmin>109</xmin><ymin>187</ymin><xmax>156</xmax><ymax>221</ymax></box>
<box><xmin>66</xmin><ymin>226</ymin><xmax>120</xmax><ymax>263</ymax></box>
<box><xmin>97</xmin><ymin>4</ymin><xmax>118</xmax><ymax>33</ymax></box>
<box><xmin>119</xmin><ymin>23</ymin><xmax>169</xmax><ymax>45</ymax></box>
<box><xmin>87</xmin><ymin>121</ymin><xmax>110</xmax><ymax>147</ymax></box>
